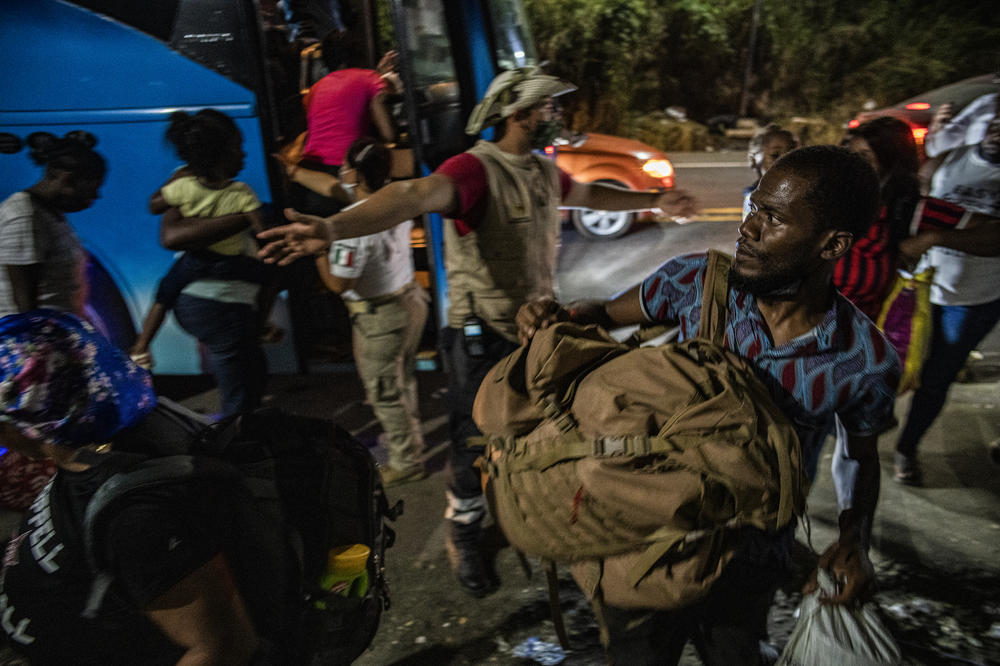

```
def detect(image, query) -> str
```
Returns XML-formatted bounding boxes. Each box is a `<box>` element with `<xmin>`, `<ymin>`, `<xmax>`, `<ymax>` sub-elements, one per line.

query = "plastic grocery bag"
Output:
<box><xmin>777</xmin><ymin>569</ymin><xmax>901</xmax><ymax>666</ymax></box>
<box><xmin>876</xmin><ymin>268</ymin><xmax>934</xmax><ymax>394</ymax></box>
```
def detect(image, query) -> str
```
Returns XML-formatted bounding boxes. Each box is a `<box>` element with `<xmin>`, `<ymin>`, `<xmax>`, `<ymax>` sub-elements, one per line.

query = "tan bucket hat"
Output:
<box><xmin>465</xmin><ymin>67</ymin><xmax>576</xmax><ymax>135</ymax></box>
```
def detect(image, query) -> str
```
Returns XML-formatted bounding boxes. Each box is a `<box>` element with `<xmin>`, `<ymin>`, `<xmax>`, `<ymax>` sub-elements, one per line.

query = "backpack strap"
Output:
<box><xmin>487</xmin><ymin>431</ymin><xmax>682</xmax><ymax>474</ymax></box>
<box><xmin>699</xmin><ymin>249</ymin><xmax>732</xmax><ymax>345</ymax></box>
<box><xmin>81</xmin><ymin>455</ymin><xmax>245</xmax><ymax>618</ymax></box>
<box><xmin>545</xmin><ymin>560</ymin><xmax>572</xmax><ymax>650</ymax></box>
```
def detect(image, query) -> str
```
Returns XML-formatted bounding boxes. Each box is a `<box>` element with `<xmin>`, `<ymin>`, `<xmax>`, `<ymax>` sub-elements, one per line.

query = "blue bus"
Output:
<box><xmin>0</xmin><ymin>0</ymin><xmax>538</xmax><ymax>373</ymax></box>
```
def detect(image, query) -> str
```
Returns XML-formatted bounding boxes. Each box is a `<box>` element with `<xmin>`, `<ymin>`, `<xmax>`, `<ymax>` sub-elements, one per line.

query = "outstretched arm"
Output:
<box><xmin>563</xmin><ymin>181</ymin><xmax>697</xmax><ymax>219</ymax></box>
<box><xmin>258</xmin><ymin>173</ymin><xmax>457</xmax><ymax>265</ymax></box>
<box><xmin>924</xmin><ymin>94</ymin><xmax>995</xmax><ymax>158</ymax></box>
<box><xmin>274</xmin><ymin>153</ymin><xmax>354</xmax><ymax>203</ymax></box>
<box><xmin>899</xmin><ymin>217</ymin><xmax>1000</xmax><ymax>266</ymax></box>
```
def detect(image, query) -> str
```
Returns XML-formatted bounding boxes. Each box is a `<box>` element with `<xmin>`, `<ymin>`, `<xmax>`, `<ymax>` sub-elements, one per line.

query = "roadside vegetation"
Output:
<box><xmin>524</xmin><ymin>0</ymin><xmax>998</xmax><ymax>149</ymax></box>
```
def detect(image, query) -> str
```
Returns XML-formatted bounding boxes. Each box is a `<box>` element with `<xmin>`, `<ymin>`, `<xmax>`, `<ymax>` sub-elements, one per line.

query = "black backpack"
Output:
<box><xmin>81</xmin><ymin>399</ymin><xmax>402</xmax><ymax>664</ymax></box>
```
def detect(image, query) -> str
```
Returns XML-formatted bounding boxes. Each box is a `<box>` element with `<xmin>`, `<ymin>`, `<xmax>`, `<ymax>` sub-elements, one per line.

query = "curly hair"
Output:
<box><xmin>165</xmin><ymin>109</ymin><xmax>242</xmax><ymax>180</ymax></box>
<box><xmin>27</xmin><ymin>131</ymin><xmax>106</xmax><ymax>180</ymax></box>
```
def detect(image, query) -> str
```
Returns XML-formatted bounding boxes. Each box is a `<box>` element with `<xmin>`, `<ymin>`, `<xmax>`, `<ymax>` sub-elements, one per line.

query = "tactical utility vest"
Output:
<box><xmin>444</xmin><ymin>140</ymin><xmax>562</xmax><ymax>342</ymax></box>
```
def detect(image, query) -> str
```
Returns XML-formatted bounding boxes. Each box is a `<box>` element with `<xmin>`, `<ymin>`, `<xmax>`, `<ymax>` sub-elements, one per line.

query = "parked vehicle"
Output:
<box><xmin>548</xmin><ymin>132</ymin><xmax>675</xmax><ymax>239</ymax></box>
<box><xmin>849</xmin><ymin>73</ymin><xmax>1000</xmax><ymax>151</ymax></box>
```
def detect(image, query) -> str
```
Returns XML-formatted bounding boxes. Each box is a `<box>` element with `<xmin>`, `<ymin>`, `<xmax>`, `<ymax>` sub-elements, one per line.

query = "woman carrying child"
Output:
<box><xmin>132</xmin><ymin>109</ymin><xmax>268</xmax><ymax>417</ymax></box>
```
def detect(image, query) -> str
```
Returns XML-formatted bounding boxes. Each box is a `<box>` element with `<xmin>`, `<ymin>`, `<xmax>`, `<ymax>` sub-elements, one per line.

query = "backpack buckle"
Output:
<box><xmin>595</xmin><ymin>436</ymin><xmax>627</xmax><ymax>456</ymax></box>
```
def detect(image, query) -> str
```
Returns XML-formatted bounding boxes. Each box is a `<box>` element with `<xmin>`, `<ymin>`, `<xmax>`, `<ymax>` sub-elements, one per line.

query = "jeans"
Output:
<box><xmin>156</xmin><ymin>252</ymin><xmax>264</xmax><ymax>309</ymax></box>
<box><xmin>598</xmin><ymin>547</ymin><xmax>785</xmax><ymax>666</ymax></box>
<box><xmin>439</xmin><ymin>325</ymin><xmax>519</xmax><ymax>503</ymax></box>
<box><xmin>173</xmin><ymin>294</ymin><xmax>266</xmax><ymax>418</ymax></box>
<box><xmin>897</xmin><ymin>297</ymin><xmax>1000</xmax><ymax>457</ymax></box>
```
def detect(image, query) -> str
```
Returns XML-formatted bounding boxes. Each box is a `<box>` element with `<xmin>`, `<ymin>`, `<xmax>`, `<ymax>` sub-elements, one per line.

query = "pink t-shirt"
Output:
<box><xmin>435</xmin><ymin>152</ymin><xmax>573</xmax><ymax>236</ymax></box>
<box><xmin>303</xmin><ymin>68</ymin><xmax>386</xmax><ymax>166</ymax></box>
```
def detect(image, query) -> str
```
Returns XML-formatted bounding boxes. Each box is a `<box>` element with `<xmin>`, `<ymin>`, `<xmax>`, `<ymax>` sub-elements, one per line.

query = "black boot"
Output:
<box><xmin>446</xmin><ymin>519</ymin><xmax>495</xmax><ymax>597</ymax></box>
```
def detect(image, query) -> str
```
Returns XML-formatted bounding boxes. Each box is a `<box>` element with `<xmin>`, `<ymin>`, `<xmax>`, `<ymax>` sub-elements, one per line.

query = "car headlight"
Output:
<box><xmin>642</xmin><ymin>159</ymin><xmax>674</xmax><ymax>179</ymax></box>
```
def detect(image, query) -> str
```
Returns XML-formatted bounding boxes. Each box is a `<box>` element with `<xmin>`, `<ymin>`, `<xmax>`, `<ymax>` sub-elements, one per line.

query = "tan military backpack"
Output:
<box><xmin>473</xmin><ymin>250</ymin><xmax>807</xmax><ymax>612</ymax></box>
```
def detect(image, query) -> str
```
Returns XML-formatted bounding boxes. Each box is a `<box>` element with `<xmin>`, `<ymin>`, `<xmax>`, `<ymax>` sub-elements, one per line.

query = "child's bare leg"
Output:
<box><xmin>130</xmin><ymin>302</ymin><xmax>168</xmax><ymax>369</ymax></box>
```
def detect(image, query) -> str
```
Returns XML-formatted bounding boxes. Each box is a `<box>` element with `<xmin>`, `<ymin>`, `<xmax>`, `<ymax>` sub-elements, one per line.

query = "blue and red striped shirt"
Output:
<box><xmin>640</xmin><ymin>252</ymin><xmax>900</xmax><ymax>479</ymax></box>
<box><xmin>834</xmin><ymin>197</ymin><xmax>967</xmax><ymax>320</ymax></box>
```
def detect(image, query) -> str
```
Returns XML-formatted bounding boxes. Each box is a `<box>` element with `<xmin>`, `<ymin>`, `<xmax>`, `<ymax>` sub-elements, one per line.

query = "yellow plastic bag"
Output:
<box><xmin>876</xmin><ymin>268</ymin><xmax>934</xmax><ymax>394</ymax></box>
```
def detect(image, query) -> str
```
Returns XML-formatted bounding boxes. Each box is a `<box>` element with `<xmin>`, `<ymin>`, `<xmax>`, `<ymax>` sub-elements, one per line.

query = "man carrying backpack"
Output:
<box><xmin>517</xmin><ymin>146</ymin><xmax>901</xmax><ymax>664</ymax></box>
<box><xmin>0</xmin><ymin>311</ymin><xmax>264</xmax><ymax>665</ymax></box>
<box><xmin>256</xmin><ymin>66</ymin><xmax>697</xmax><ymax>597</ymax></box>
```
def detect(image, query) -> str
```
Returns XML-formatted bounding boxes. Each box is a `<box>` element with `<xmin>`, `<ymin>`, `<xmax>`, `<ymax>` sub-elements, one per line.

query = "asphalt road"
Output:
<box><xmin>169</xmin><ymin>152</ymin><xmax>1000</xmax><ymax>665</ymax></box>
<box><xmin>557</xmin><ymin>150</ymin><xmax>748</xmax><ymax>302</ymax></box>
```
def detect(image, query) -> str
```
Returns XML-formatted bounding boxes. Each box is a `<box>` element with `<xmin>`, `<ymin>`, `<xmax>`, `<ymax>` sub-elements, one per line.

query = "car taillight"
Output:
<box><xmin>642</xmin><ymin>159</ymin><xmax>674</xmax><ymax>179</ymax></box>
<box><xmin>905</xmin><ymin>102</ymin><xmax>931</xmax><ymax>110</ymax></box>
<box><xmin>912</xmin><ymin>127</ymin><xmax>928</xmax><ymax>144</ymax></box>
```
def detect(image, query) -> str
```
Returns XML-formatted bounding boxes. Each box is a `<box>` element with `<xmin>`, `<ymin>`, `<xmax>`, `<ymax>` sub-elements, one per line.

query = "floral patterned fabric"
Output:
<box><xmin>0</xmin><ymin>310</ymin><xmax>156</xmax><ymax>447</ymax></box>
<box><xmin>0</xmin><ymin>450</ymin><xmax>56</xmax><ymax>510</ymax></box>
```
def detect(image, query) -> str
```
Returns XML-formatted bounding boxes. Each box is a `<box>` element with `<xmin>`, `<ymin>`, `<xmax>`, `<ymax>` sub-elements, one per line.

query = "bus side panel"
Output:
<box><xmin>0</xmin><ymin>0</ymin><xmax>296</xmax><ymax>375</ymax></box>
<box><xmin>0</xmin><ymin>1</ymin><xmax>257</xmax><ymax>113</ymax></box>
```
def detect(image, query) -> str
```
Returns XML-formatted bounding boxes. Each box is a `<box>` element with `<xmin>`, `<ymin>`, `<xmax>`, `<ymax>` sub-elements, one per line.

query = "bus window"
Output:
<box><xmin>69</xmin><ymin>0</ymin><xmax>264</xmax><ymax>93</ymax></box>
<box><xmin>393</xmin><ymin>0</ymin><xmax>464</xmax><ymax>168</ymax></box>
<box><xmin>68</xmin><ymin>0</ymin><xmax>180</xmax><ymax>42</ymax></box>
<box><xmin>486</xmin><ymin>0</ymin><xmax>538</xmax><ymax>70</ymax></box>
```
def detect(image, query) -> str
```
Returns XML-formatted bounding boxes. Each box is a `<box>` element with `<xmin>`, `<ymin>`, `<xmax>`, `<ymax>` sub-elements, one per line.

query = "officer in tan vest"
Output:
<box><xmin>258</xmin><ymin>67</ymin><xmax>697</xmax><ymax>597</ymax></box>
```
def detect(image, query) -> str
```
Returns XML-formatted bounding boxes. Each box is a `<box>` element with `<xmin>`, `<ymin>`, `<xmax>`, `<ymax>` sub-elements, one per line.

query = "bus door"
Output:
<box><xmin>387</xmin><ymin>0</ymin><xmax>539</xmax><ymax>330</ymax></box>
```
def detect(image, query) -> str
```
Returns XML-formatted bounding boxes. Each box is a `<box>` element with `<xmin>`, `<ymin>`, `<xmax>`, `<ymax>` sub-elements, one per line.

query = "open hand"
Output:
<box><xmin>376</xmin><ymin>50</ymin><xmax>398</xmax><ymax>76</ymax></box>
<box><xmin>257</xmin><ymin>208</ymin><xmax>333</xmax><ymax>265</ymax></box>
<box><xmin>654</xmin><ymin>188</ymin><xmax>698</xmax><ymax>222</ymax></box>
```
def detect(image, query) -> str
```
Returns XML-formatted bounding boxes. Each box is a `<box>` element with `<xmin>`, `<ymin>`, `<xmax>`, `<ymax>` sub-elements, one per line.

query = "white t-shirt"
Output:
<box><xmin>918</xmin><ymin>145</ymin><xmax>1000</xmax><ymax>305</ymax></box>
<box><xmin>328</xmin><ymin>201</ymin><xmax>414</xmax><ymax>300</ymax></box>
<box><xmin>0</xmin><ymin>191</ymin><xmax>85</xmax><ymax>318</ymax></box>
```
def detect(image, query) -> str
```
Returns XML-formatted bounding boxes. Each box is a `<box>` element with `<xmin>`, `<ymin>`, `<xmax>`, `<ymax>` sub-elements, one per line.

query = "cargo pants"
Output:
<box><xmin>348</xmin><ymin>282</ymin><xmax>429</xmax><ymax>472</ymax></box>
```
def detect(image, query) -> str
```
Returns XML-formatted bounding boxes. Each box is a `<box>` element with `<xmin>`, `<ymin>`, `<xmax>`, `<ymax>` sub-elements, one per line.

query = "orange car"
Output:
<box><xmin>547</xmin><ymin>132</ymin><xmax>675</xmax><ymax>239</ymax></box>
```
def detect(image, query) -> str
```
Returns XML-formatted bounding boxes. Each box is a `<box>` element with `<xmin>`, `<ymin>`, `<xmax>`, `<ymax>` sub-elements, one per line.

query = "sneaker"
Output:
<box><xmin>894</xmin><ymin>452</ymin><xmax>922</xmax><ymax>486</ymax></box>
<box><xmin>380</xmin><ymin>465</ymin><xmax>426</xmax><ymax>488</ymax></box>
